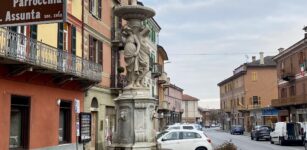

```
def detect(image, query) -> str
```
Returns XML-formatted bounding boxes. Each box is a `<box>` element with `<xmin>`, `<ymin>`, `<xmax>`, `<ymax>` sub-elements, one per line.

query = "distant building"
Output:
<box><xmin>218</xmin><ymin>53</ymin><xmax>278</xmax><ymax>131</ymax></box>
<box><xmin>164</xmin><ymin>84</ymin><xmax>184</xmax><ymax>125</ymax></box>
<box><xmin>272</xmin><ymin>28</ymin><xmax>307</xmax><ymax>122</ymax></box>
<box><xmin>182</xmin><ymin>94</ymin><xmax>202</xmax><ymax>123</ymax></box>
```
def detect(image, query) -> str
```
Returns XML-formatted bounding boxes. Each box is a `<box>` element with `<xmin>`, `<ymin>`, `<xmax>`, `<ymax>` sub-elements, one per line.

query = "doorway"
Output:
<box><xmin>10</xmin><ymin>95</ymin><xmax>30</xmax><ymax>149</ymax></box>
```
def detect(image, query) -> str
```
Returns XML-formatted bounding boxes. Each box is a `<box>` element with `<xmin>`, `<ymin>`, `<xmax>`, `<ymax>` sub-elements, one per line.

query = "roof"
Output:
<box><xmin>273</xmin><ymin>38</ymin><xmax>305</xmax><ymax>61</ymax></box>
<box><xmin>217</xmin><ymin>56</ymin><xmax>276</xmax><ymax>86</ymax></box>
<box><xmin>168</xmin><ymin>84</ymin><xmax>184</xmax><ymax>92</ymax></box>
<box><xmin>182</xmin><ymin>94</ymin><xmax>199</xmax><ymax>101</ymax></box>
<box><xmin>246</xmin><ymin>56</ymin><xmax>276</xmax><ymax>67</ymax></box>
<box><xmin>217</xmin><ymin>71</ymin><xmax>246</xmax><ymax>86</ymax></box>
<box><xmin>158</xmin><ymin>45</ymin><xmax>169</xmax><ymax>60</ymax></box>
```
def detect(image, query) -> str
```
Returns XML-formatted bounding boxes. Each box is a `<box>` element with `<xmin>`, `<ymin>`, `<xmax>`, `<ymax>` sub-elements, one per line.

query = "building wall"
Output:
<box><xmin>244</xmin><ymin>67</ymin><xmax>278</xmax><ymax>108</ymax></box>
<box><xmin>182</xmin><ymin>100</ymin><xmax>201</xmax><ymax>123</ymax></box>
<box><xmin>0</xmin><ymin>79</ymin><xmax>83</xmax><ymax>149</ymax></box>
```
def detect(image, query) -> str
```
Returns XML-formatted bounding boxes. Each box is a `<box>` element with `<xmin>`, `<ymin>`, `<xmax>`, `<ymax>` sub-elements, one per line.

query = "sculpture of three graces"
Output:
<box><xmin>122</xmin><ymin>23</ymin><xmax>151</xmax><ymax>89</ymax></box>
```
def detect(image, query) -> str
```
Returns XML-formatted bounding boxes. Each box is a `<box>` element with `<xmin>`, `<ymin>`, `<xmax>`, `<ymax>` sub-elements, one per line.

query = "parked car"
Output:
<box><xmin>230</xmin><ymin>125</ymin><xmax>245</xmax><ymax>135</ymax></box>
<box><xmin>157</xmin><ymin>129</ymin><xmax>213</xmax><ymax>150</ymax></box>
<box><xmin>251</xmin><ymin>125</ymin><xmax>272</xmax><ymax>141</ymax></box>
<box><xmin>270</xmin><ymin>122</ymin><xmax>304</xmax><ymax>146</ymax></box>
<box><xmin>165</xmin><ymin>123</ymin><xmax>202</xmax><ymax>131</ymax></box>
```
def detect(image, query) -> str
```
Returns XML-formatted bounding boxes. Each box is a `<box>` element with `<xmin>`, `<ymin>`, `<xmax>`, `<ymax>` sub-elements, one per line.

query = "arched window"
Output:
<box><xmin>91</xmin><ymin>97</ymin><xmax>98</xmax><ymax>109</ymax></box>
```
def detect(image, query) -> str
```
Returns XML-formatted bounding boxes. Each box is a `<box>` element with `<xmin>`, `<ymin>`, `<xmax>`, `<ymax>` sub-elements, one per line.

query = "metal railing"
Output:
<box><xmin>110</xmin><ymin>74</ymin><xmax>128</xmax><ymax>89</ymax></box>
<box><xmin>271</xmin><ymin>95</ymin><xmax>307</xmax><ymax>107</ymax></box>
<box><xmin>0</xmin><ymin>28</ymin><xmax>102</xmax><ymax>81</ymax></box>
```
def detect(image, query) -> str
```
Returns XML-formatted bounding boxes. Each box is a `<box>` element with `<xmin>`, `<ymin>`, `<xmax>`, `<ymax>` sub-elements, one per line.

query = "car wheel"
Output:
<box><xmin>270</xmin><ymin>138</ymin><xmax>274</xmax><ymax>144</ymax></box>
<box><xmin>304</xmin><ymin>141</ymin><xmax>307</xmax><ymax>150</ymax></box>
<box><xmin>279</xmin><ymin>137</ymin><xmax>284</xmax><ymax>146</ymax></box>
<box><xmin>256</xmin><ymin>137</ymin><xmax>259</xmax><ymax>141</ymax></box>
<box><xmin>195</xmin><ymin>147</ymin><xmax>207</xmax><ymax>150</ymax></box>
<box><xmin>251</xmin><ymin>135</ymin><xmax>254</xmax><ymax>140</ymax></box>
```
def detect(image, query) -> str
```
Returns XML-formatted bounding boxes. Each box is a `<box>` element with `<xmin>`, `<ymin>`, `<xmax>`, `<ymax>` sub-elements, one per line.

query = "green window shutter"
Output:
<box><xmin>30</xmin><ymin>25</ymin><xmax>37</xmax><ymax>40</ymax></box>
<box><xmin>98</xmin><ymin>41</ymin><xmax>103</xmax><ymax>67</ymax></box>
<box><xmin>57</xmin><ymin>23</ymin><xmax>64</xmax><ymax>50</ymax></box>
<box><xmin>98</xmin><ymin>0</ymin><xmax>102</xmax><ymax>19</ymax></box>
<box><xmin>71</xmin><ymin>26</ymin><xmax>76</xmax><ymax>55</ymax></box>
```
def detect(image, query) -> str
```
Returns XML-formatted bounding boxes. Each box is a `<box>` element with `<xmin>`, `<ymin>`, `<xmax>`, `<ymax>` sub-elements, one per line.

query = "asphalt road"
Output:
<box><xmin>204</xmin><ymin>127</ymin><xmax>304</xmax><ymax>150</ymax></box>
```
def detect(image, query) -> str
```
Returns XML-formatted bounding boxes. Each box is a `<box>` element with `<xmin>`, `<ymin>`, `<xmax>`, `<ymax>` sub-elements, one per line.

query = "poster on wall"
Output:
<box><xmin>79</xmin><ymin>112</ymin><xmax>91</xmax><ymax>143</ymax></box>
<box><xmin>0</xmin><ymin>0</ymin><xmax>67</xmax><ymax>27</ymax></box>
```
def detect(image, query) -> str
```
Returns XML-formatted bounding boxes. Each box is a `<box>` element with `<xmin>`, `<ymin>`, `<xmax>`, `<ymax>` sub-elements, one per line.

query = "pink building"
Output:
<box><xmin>164</xmin><ymin>84</ymin><xmax>184</xmax><ymax>125</ymax></box>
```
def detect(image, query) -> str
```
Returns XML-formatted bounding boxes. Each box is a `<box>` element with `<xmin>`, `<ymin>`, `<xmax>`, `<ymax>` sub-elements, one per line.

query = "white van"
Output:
<box><xmin>270</xmin><ymin>122</ymin><xmax>304</xmax><ymax>146</ymax></box>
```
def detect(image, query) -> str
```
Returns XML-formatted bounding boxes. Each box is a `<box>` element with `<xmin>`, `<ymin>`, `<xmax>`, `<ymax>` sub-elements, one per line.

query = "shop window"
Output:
<box><xmin>59</xmin><ymin>101</ymin><xmax>71</xmax><ymax>144</ymax></box>
<box><xmin>10</xmin><ymin>95</ymin><xmax>30</xmax><ymax>149</ymax></box>
<box><xmin>89</xmin><ymin>0</ymin><xmax>102</xmax><ymax>19</ymax></box>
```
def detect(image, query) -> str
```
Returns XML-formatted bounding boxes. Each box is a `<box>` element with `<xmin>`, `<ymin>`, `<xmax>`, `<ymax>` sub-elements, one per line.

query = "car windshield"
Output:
<box><xmin>169</xmin><ymin>126</ymin><xmax>180</xmax><ymax>130</ymax></box>
<box><xmin>157</xmin><ymin>131</ymin><xmax>169</xmax><ymax>139</ymax></box>
<box><xmin>182</xmin><ymin>126</ymin><xmax>194</xmax><ymax>129</ymax></box>
<box><xmin>259</xmin><ymin>126</ymin><xmax>271</xmax><ymax>130</ymax></box>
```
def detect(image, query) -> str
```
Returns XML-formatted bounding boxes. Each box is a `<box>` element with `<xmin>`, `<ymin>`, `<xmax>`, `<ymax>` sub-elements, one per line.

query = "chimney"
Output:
<box><xmin>252</xmin><ymin>56</ymin><xmax>256</xmax><ymax>62</ymax></box>
<box><xmin>303</xmin><ymin>26</ymin><xmax>307</xmax><ymax>38</ymax></box>
<box><xmin>259</xmin><ymin>52</ymin><xmax>264</xmax><ymax>65</ymax></box>
<box><xmin>278</xmin><ymin>48</ymin><xmax>284</xmax><ymax>53</ymax></box>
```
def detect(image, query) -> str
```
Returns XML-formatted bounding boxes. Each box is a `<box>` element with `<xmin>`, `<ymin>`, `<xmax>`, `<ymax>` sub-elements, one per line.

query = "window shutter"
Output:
<box><xmin>71</xmin><ymin>26</ymin><xmax>76</xmax><ymax>55</ymax></box>
<box><xmin>98</xmin><ymin>0</ymin><xmax>102</xmax><ymax>19</ymax></box>
<box><xmin>30</xmin><ymin>25</ymin><xmax>37</xmax><ymax>40</ymax></box>
<box><xmin>98</xmin><ymin>41</ymin><xmax>103</xmax><ymax>66</ymax></box>
<box><xmin>89</xmin><ymin>36</ymin><xmax>94</xmax><ymax>61</ymax></box>
<box><xmin>89</xmin><ymin>0</ymin><xmax>93</xmax><ymax>13</ymax></box>
<box><xmin>58</xmin><ymin>23</ymin><xmax>64</xmax><ymax>50</ymax></box>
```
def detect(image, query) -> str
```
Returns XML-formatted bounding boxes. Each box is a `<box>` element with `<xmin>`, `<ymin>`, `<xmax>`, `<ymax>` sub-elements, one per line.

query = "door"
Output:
<box><xmin>90</xmin><ymin>111</ymin><xmax>98</xmax><ymax>150</ymax></box>
<box><xmin>17</xmin><ymin>26</ymin><xmax>27</xmax><ymax>60</ymax></box>
<box><xmin>160</xmin><ymin>131</ymin><xmax>180</xmax><ymax>149</ymax></box>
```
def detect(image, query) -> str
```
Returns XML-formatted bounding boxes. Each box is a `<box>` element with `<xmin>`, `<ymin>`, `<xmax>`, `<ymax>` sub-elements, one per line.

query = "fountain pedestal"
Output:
<box><xmin>109</xmin><ymin>88</ymin><xmax>157</xmax><ymax>150</ymax></box>
<box><xmin>109</xmin><ymin>2</ymin><xmax>157</xmax><ymax>150</ymax></box>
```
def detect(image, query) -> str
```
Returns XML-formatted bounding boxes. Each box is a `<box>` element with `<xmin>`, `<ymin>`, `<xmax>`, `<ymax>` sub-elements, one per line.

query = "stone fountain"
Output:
<box><xmin>108</xmin><ymin>0</ymin><xmax>157</xmax><ymax>150</ymax></box>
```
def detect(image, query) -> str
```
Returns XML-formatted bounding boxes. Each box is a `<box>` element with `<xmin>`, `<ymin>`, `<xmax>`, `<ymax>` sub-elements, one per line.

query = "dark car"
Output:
<box><xmin>251</xmin><ymin>125</ymin><xmax>272</xmax><ymax>141</ymax></box>
<box><xmin>230</xmin><ymin>125</ymin><xmax>245</xmax><ymax>135</ymax></box>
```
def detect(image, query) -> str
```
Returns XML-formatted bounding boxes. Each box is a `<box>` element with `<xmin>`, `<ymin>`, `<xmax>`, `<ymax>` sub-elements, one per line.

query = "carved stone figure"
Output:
<box><xmin>122</xmin><ymin>25</ymin><xmax>150</xmax><ymax>88</ymax></box>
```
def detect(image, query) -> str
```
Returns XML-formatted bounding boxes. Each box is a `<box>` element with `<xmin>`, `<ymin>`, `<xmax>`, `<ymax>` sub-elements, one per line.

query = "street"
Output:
<box><xmin>204</xmin><ymin>128</ymin><xmax>304</xmax><ymax>150</ymax></box>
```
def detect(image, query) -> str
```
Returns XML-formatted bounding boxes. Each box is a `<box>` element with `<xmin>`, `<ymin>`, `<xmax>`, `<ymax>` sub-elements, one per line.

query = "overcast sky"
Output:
<box><xmin>141</xmin><ymin>0</ymin><xmax>307</xmax><ymax>109</ymax></box>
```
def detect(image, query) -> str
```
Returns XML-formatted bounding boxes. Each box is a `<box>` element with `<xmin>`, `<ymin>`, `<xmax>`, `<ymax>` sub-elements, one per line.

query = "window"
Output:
<box><xmin>163</xmin><ymin>132</ymin><xmax>179</xmax><ymax>141</ymax></box>
<box><xmin>10</xmin><ymin>95</ymin><xmax>30</xmax><ymax>149</ymax></box>
<box><xmin>252</xmin><ymin>96</ymin><xmax>259</xmax><ymax>105</ymax></box>
<box><xmin>299</xmin><ymin>52</ymin><xmax>304</xmax><ymax>64</ymax></box>
<box><xmin>182</xmin><ymin>126</ymin><xmax>194</xmax><ymax>130</ymax></box>
<box><xmin>182</xmin><ymin>132</ymin><xmax>201</xmax><ymax>139</ymax></box>
<box><xmin>252</xmin><ymin>72</ymin><xmax>257</xmax><ymax>81</ymax></box>
<box><xmin>89</xmin><ymin>35</ymin><xmax>103</xmax><ymax>66</ymax></box>
<box><xmin>59</xmin><ymin>101</ymin><xmax>71</xmax><ymax>144</ymax></box>
<box><xmin>281</xmin><ymin>88</ymin><xmax>287</xmax><ymax>98</ymax></box>
<box><xmin>289</xmin><ymin>85</ymin><xmax>296</xmax><ymax>96</ymax></box>
<box><xmin>89</xmin><ymin>0</ymin><xmax>102</xmax><ymax>19</ymax></box>
<box><xmin>241</xmin><ymin>97</ymin><xmax>244</xmax><ymax>105</ymax></box>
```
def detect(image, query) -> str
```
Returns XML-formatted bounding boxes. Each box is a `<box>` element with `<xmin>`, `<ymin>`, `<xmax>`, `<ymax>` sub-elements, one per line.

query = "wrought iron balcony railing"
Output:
<box><xmin>110</xmin><ymin>74</ymin><xmax>128</xmax><ymax>89</ymax></box>
<box><xmin>0</xmin><ymin>28</ymin><xmax>102</xmax><ymax>81</ymax></box>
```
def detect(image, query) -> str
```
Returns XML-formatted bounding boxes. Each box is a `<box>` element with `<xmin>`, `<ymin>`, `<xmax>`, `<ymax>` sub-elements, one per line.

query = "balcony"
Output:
<box><xmin>110</xmin><ymin>74</ymin><xmax>128</xmax><ymax>90</ymax></box>
<box><xmin>0</xmin><ymin>28</ymin><xmax>102</xmax><ymax>82</ymax></box>
<box><xmin>159</xmin><ymin>100</ymin><xmax>169</xmax><ymax>110</ymax></box>
<box><xmin>237</xmin><ymin>105</ymin><xmax>248</xmax><ymax>111</ymax></box>
<box><xmin>247</xmin><ymin>104</ymin><xmax>262</xmax><ymax>110</ymax></box>
<box><xmin>158</xmin><ymin>72</ymin><xmax>167</xmax><ymax>84</ymax></box>
<box><xmin>151</xmin><ymin>63</ymin><xmax>162</xmax><ymax>78</ymax></box>
<box><xmin>281</xmin><ymin>72</ymin><xmax>295</xmax><ymax>82</ymax></box>
<box><xmin>111</xmin><ymin>27</ymin><xmax>123</xmax><ymax>48</ymax></box>
<box><xmin>271</xmin><ymin>95</ymin><xmax>306</xmax><ymax>107</ymax></box>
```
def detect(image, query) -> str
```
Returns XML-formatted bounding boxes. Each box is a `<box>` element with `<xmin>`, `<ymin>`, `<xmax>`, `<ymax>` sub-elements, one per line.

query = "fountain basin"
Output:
<box><xmin>114</xmin><ymin>5</ymin><xmax>155</xmax><ymax>21</ymax></box>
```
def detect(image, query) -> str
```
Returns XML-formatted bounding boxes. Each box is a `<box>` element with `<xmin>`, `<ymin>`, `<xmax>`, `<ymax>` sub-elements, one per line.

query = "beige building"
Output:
<box><xmin>182</xmin><ymin>94</ymin><xmax>202</xmax><ymax>123</ymax></box>
<box><xmin>218</xmin><ymin>53</ymin><xmax>278</xmax><ymax>131</ymax></box>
